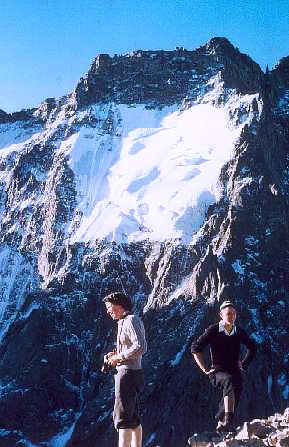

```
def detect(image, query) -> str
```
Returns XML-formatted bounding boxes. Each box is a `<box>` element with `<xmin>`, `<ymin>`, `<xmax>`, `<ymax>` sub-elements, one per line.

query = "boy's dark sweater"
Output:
<box><xmin>191</xmin><ymin>323</ymin><xmax>257</xmax><ymax>374</ymax></box>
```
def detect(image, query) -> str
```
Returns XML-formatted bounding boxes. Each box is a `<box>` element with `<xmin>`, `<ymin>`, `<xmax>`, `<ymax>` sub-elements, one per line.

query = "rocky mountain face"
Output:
<box><xmin>0</xmin><ymin>37</ymin><xmax>288</xmax><ymax>447</ymax></box>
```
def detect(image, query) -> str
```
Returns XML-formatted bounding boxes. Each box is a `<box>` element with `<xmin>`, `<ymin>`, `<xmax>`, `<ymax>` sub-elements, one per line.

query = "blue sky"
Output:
<box><xmin>1</xmin><ymin>0</ymin><xmax>289</xmax><ymax>113</ymax></box>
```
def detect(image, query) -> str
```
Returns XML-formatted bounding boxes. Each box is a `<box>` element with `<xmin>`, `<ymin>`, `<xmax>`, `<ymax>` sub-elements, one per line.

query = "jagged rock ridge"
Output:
<box><xmin>0</xmin><ymin>37</ymin><xmax>288</xmax><ymax>446</ymax></box>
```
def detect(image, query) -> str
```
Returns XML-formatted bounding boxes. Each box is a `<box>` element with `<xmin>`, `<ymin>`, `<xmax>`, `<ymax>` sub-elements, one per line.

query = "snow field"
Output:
<box><xmin>68</xmin><ymin>103</ymin><xmax>242</xmax><ymax>244</ymax></box>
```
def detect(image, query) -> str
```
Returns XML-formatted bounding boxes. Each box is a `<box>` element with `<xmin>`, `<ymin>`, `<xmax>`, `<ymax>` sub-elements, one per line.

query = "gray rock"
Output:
<box><xmin>282</xmin><ymin>409</ymin><xmax>289</xmax><ymax>424</ymax></box>
<box><xmin>276</xmin><ymin>430</ymin><xmax>289</xmax><ymax>447</ymax></box>
<box><xmin>235</xmin><ymin>420</ymin><xmax>273</xmax><ymax>439</ymax></box>
<box><xmin>188</xmin><ymin>431</ymin><xmax>221</xmax><ymax>446</ymax></box>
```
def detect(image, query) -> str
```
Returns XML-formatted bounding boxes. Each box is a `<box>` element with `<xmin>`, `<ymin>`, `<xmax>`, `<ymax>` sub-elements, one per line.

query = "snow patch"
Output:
<box><xmin>282</xmin><ymin>385</ymin><xmax>289</xmax><ymax>400</ymax></box>
<box><xmin>267</xmin><ymin>375</ymin><xmax>273</xmax><ymax>397</ymax></box>
<box><xmin>0</xmin><ymin>122</ymin><xmax>42</xmax><ymax>152</ymax></box>
<box><xmin>49</xmin><ymin>417</ymin><xmax>79</xmax><ymax>447</ymax></box>
<box><xmin>250</xmin><ymin>332</ymin><xmax>264</xmax><ymax>344</ymax></box>
<box><xmin>0</xmin><ymin>245</ymin><xmax>39</xmax><ymax>340</ymax></box>
<box><xmin>145</xmin><ymin>432</ymin><xmax>156</xmax><ymax>446</ymax></box>
<box><xmin>232</xmin><ymin>259</ymin><xmax>245</xmax><ymax>275</ymax></box>
<box><xmin>277</xmin><ymin>373</ymin><xmax>287</xmax><ymax>387</ymax></box>
<box><xmin>278</xmin><ymin>90</ymin><xmax>289</xmax><ymax>113</ymax></box>
<box><xmin>69</xmin><ymin>102</ymin><xmax>244</xmax><ymax>244</ymax></box>
<box><xmin>170</xmin><ymin>343</ymin><xmax>187</xmax><ymax>366</ymax></box>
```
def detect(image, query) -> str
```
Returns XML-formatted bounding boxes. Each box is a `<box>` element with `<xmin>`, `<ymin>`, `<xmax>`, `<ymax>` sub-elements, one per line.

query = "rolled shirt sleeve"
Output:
<box><xmin>119</xmin><ymin>315</ymin><xmax>147</xmax><ymax>362</ymax></box>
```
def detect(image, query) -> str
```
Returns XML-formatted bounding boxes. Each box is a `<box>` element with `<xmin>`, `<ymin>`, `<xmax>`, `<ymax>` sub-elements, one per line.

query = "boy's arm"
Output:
<box><xmin>239</xmin><ymin>328</ymin><xmax>257</xmax><ymax>369</ymax></box>
<box><xmin>193</xmin><ymin>352</ymin><xmax>214</xmax><ymax>374</ymax></box>
<box><xmin>191</xmin><ymin>326</ymin><xmax>214</xmax><ymax>374</ymax></box>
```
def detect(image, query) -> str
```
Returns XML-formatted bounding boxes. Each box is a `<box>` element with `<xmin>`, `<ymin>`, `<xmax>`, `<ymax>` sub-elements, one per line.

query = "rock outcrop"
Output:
<box><xmin>72</xmin><ymin>38</ymin><xmax>262</xmax><ymax>109</ymax></box>
<box><xmin>188</xmin><ymin>407</ymin><xmax>289</xmax><ymax>447</ymax></box>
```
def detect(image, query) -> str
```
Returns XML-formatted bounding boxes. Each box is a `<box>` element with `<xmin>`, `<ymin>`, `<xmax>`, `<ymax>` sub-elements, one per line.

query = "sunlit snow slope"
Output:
<box><xmin>64</xmin><ymin>102</ymin><xmax>245</xmax><ymax>244</ymax></box>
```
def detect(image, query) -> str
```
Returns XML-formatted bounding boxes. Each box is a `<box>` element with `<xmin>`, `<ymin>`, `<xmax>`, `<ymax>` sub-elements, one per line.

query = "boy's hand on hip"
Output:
<box><xmin>205</xmin><ymin>368</ymin><xmax>216</xmax><ymax>375</ymax></box>
<box><xmin>238</xmin><ymin>360</ymin><xmax>245</xmax><ymax>373</ymax></box>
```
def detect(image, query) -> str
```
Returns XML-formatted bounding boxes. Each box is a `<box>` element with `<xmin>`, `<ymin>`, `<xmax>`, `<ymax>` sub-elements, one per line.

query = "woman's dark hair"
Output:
<box><xmin>102</xmin><ymin>292</ymin><xmax>132</xmax><ymax>311</ymax></box>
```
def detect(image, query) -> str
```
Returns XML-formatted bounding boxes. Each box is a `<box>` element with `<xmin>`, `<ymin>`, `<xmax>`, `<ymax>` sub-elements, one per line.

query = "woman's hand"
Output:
<box><xmin>107</xmin><ymin>353</ymin><xmax>122</xmax><ymax>366</ymax></box>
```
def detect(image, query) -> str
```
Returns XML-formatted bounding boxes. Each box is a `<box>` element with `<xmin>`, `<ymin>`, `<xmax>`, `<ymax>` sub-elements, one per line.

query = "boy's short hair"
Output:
<box><xmin>103</xmin><ymin>292</ymin><xmax>132</xmax><ymax>311</ymax></box>
<box><xmin>220</xmin><ymin>300</ymin><xmax>236</xmax><ymax>311</ymax></box>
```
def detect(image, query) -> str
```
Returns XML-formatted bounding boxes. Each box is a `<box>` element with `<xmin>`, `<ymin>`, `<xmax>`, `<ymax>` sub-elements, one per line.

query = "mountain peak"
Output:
<box><xmin>73</xmin><ymin>38</ymin><xmax>263</xmax><ymax>109</ymax></box>
<box><xmin>203</xmin><ymin>36</ymin><xmax>260</xmax><ymax>70</ymax></box>
<box><xmin>206</xmin><ymin>36</ymin><xmax>236</xmax><ymax>52</ymax></box>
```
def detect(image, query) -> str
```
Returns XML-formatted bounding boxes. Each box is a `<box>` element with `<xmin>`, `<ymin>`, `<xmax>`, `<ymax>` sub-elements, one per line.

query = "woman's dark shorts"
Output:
<box><xmin>113</xmin><ymin>368</ymin><xmax>145</xmax><ymax>429</ymax></box>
